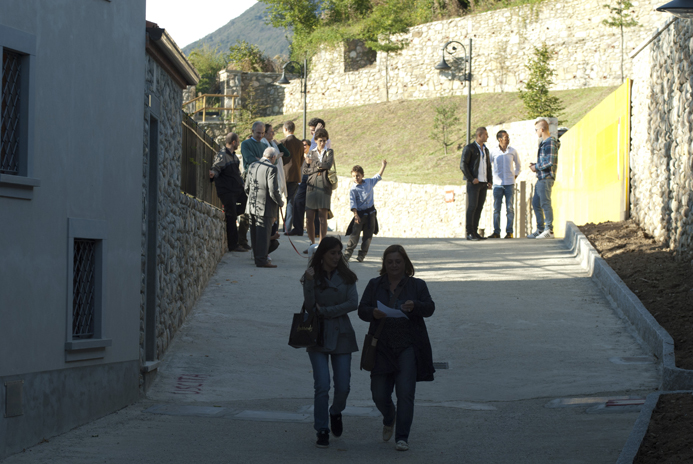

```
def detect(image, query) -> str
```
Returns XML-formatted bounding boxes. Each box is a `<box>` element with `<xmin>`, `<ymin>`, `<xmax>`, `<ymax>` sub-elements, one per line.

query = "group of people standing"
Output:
<box><xmin>210</xmin><ymin>117</ymin><xmax>387</xmax><ymax>267</ymax></box>
<box><xmin>461</xmin><ymin>118</ymin><xmax>559</xmax><ymax>240</ymax></box>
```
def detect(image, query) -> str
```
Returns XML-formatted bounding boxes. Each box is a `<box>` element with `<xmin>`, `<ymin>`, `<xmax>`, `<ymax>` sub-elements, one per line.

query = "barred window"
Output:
<box><xmin>73</xmin><ymin>239</ymin><xmax>97</xmax><ymax>339</ymax></box>
<box><xmin>1</xmin><ymin>49</ymin><xmax>21</xmax><ymax>175</ymax></box>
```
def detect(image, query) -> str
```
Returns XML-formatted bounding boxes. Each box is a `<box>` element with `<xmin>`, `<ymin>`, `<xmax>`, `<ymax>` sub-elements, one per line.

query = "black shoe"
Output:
<box><xmin>286</xmin><ymin>230</ymin><xmax>303</xmax><ymax>236</ymax></box>
<box><xmin>488</xmin><ymin>233</ymin><xmax>501</xmax><ymax>239</ymax></box>
<box><xmin>475</xmin><ymin>233</ymin><xmax>487</xmax><ymax>240</ymax></box>
<box><xmin>356</xmin><ymin>256</ymin><xmax>364</xmax><ymax>262</ymax></box>
<box><xmin>504</xmin><ymin>233</ymin><xmax>514</xmax><ymax>239</ymax></box>
<box><xmin>316</xmin><ymin>430</ymin><xmax>329</xmax><ymax>448</ymax></box>
<box><xmin>466</xmin><ymin>234</ymin><xmax>480</xmax><ymax>241</ymax></box>
<box><xmin>240</xmin><ymin>243</ymin><xmax>251</xmax><ymax>250</ymax></box>
<box><xmin>330</xmin><ymin>414</ymin><xmax>343</xmax><ymax>437</ymax></box>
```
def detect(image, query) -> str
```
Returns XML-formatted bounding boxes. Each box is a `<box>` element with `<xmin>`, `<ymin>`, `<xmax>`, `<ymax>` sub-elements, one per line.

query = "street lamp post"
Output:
<box><xmin>435</xmin><ymin>38</ymin><xmax>473</xmax><ymax>146</ymax></box>
<box><xmin>277</xmin><ymin>58</ymin><xmax>308</xmax><ymax>139</ymax></box>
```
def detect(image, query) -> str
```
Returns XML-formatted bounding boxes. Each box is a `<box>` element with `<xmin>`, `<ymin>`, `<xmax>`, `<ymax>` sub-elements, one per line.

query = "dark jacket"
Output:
<box><xmin>303</xmin><ymin>271</ymin><xmax>359</xmax><ymax>354</ymax></box>
<box><xmin>358</xmin><ymin>275</ymin><xmax>435</xmax><ymax>382</ymax></box>
<box><xmin>211</xmin><ymin>147</ymin><xmax>244</xmax><ymax>195</ymax></box>
<box><xmin>460</xmin><ymin>142</ymin><xmax>491</xmax><ymax>183</ymax></box>
<box><xmin>280</xmin><ymin>134</ymin><xmax>305</xmax><ymax>183</ymax></box>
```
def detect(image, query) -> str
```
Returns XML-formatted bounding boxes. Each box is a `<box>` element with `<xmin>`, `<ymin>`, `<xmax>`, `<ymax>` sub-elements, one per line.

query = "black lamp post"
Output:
<box><xmin>656</xmin><ymin>0</ymin><xmax>693</xmax><ymax>18</ymax></box>
<box><xmin>278</xmin><ymin>58</ymin><xmax>308</xmax><ymax>139</ymax></box>
<box><xmin>435</xmin><ymin>39</ymin><xmax>473</xmax><ymax>145</ymax></box>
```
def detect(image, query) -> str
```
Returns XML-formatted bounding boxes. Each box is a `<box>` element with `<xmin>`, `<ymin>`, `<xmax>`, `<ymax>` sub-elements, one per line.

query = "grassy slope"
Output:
<box><xmin>265</xmin><ymin>86</ymin><xmax>617</xmax><ymax>185</ymax></box>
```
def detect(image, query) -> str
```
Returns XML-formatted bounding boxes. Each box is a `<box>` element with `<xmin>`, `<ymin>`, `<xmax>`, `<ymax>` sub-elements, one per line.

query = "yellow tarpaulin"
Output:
<box><xmin>552</xmin><ymin>81</ymin><xmax>631</xmax><ymax>237</ymax></box>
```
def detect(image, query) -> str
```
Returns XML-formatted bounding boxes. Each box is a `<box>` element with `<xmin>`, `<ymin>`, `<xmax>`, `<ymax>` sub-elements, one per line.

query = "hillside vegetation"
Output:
<box><xmin>182</xmin><ymin>2</ymin><xmax>289</xmax><ymax>58</ymax></box>
<box><xmin>263</xmin><ymin>86</ymin><xmax>616</xmax><ymax>185</ymax></box>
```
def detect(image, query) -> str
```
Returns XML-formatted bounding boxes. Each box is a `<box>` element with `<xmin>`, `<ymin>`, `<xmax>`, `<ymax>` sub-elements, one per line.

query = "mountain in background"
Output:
<box><xmin>181</xmin><ymin>2</ymin><xmax>290</xmax><ymax>58</ymax></box>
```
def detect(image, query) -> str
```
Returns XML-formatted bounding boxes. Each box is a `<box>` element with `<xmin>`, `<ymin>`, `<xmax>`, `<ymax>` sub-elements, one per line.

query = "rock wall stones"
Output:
<box><xmin>142</xmin><ymin>55</ymin><xmax>226</xmax><ymax>378</ymax></box>
<box><xmin>630</xmin><ymin>18</ymin><xmax>693</xmax><ymax>262</ymax></box>
<box><xmin>219</xmin><ymin>69</ymin><xmax>284</xmax><ymax>116</ymax></box>
<box><xmin>277</xmin><ymin>0</ymin><xmax>665</xmax><ymax>113</ymax></box>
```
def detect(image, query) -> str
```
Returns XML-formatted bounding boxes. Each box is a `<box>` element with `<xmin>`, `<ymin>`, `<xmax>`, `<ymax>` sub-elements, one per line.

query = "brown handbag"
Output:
<box><xmin>360</xmin><ymin>279</ymin><xmax>407</xmax><ymax>371</ymax></box>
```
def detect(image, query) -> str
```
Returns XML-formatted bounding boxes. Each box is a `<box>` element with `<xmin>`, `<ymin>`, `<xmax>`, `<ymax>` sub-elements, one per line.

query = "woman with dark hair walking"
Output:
<box><xmin>358</xmin><ymin>244</ymin><xmax>435</xmax><ymax>451</ymax></box>
<box><xmin>302</xmin><ymin>236</ymin><xmax>359</xmax><ymax>448</ymax></box>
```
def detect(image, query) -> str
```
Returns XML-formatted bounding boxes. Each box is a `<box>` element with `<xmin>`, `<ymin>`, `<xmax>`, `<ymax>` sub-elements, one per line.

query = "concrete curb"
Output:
<box><xmin>615</xmin><ymin>390</ymin><xmax>693</xmax><ymax>464</ymax></box>
<box><xmin>563</xmin><ymin>221</ymin><xmax>693</xmax><ymax>391</ymax></box>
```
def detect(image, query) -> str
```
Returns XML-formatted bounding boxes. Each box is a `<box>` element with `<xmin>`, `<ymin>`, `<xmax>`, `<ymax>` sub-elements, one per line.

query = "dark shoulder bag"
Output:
<box><xmin>288</xmin><ymin>304</ymin><xmax>324</xmax><ymax>349</ymax></box>
<box><xmin>360</xmin><ymin>279</ymin><xmax>407</xmax><ymax>371</ymax></box>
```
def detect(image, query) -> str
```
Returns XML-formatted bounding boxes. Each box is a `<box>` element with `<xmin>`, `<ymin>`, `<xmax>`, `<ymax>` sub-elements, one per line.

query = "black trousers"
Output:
<box><xmin>292</xmin><ymin>178</ymin><xmax>320</xmax><ymax>234</ymax></box>
<box><xmin>218</xmin><ymin>191</ymin><xmax>245</xmax><ymax>250</ymax></box>
<box><xmin>466</xmin><ymin>182</ymin><xmax>488</xmax><ymax>235</ymax></box>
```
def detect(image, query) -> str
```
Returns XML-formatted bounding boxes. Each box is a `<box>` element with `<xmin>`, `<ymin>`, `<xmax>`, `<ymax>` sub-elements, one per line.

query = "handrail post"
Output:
<box><xmin>202</xmin><ymin>96</ymin><xmax>206</xmax><ymax>122</ymax></box>
<box><xmin>231</xmin><ymin>96</ymin><xmax>235</xmax><ymax>123</ymax></box>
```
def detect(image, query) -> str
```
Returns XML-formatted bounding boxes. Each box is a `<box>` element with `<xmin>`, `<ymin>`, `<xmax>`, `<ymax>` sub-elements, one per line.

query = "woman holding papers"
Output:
<box><xmin>302</xmin><ymin>236</ymin><xmax>359</xmax><ymax>449</ymax></box>
<box><xmin>357</xmin><ymin>244</ymin><xmax>435</xmax><ymax>452</ymax></box>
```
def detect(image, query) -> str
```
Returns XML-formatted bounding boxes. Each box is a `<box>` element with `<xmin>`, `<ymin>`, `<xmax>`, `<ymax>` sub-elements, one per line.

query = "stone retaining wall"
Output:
<box><xmin>630</xmin><ymin>18</ymin><xmax>693</xmax><ymax>262</ymax></box>
<box><xmin>143</xmin><ymin>55</ymin><xmax>226</xmax><ymax>377</ymax></box>
<box><xmin>280</xmin><ymin>0</ymin><xmax>666</xmax><ymax>113</ymax></box>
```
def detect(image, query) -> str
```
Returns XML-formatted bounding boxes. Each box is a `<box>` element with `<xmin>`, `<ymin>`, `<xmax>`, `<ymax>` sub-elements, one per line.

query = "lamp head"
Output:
<box><xmin>656</xmin><ymin>0</ymin><xmax>693</xmax><ymax>19</ymax></box>
<box><xmin>277</xmin><ymin>71</ymin><xmax>290</xmax><ymax>85</ymax></box>
<box><xmin>435</xmin><ymin>57</ymin><xmax>451</xmax><ymax>71</ymax></box>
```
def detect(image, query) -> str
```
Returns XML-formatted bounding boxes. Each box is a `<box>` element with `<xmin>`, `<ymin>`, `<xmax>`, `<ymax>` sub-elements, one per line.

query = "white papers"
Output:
<box><xmin>377</xmin><ymin>300</ymin><xmax>408</xmax><ymax>319</ymax></box>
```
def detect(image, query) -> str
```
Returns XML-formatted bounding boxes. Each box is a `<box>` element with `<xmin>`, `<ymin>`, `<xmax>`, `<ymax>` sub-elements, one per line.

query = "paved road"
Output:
<box><xmin>3</xmin><ymin>235</ymin><xmax>658</xmax><ymax>463</ymax></box>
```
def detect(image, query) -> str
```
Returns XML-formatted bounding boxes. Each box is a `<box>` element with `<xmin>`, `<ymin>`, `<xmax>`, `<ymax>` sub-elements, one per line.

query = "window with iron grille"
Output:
<box><xmin>65</xmin><ymin>218</ymin><xmax>111</xmax><ymax>359</ymax></box>
<box><xmin>1</xmin><ymin>49</ymin><xmax>22</xmax><ymax>175</ymax></box>
<box><xmin>0</xmin><ymin>25</ymin><xmax>39</xmax><ymax>200</ymax></box>
<box><xmin>73</xmin><ymin>239</ymin><xmax>97</xmax><ymax>339</ymax></box>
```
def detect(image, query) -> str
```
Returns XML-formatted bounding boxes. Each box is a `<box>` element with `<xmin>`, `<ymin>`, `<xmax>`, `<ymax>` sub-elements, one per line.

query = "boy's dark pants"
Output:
<box><xmin>344</xmin><ymin>211</ymin><xmax>376</xmax><ymax>260</ymax></box>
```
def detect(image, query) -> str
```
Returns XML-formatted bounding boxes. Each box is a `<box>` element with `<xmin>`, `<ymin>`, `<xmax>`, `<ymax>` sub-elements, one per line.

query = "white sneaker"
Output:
<box><xmin>526</xmin><ymin>229</ymin><xmax>542</xmax><ymax>239</ymax></box>
<box><xmin>535</xmin><ymin>229</ymin><xmax>555</xmax><ymax>239</ymax></box>
<box><xmin>396</xmin><ymin>440</ymin><xmax>409</xmax><ymax>451</ymax></box>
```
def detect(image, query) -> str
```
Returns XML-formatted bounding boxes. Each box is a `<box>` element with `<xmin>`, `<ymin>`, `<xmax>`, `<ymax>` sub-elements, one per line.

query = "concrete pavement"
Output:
<box><xmin>3</xmin><ymin>235</ymin><xmax>659</xmax><ymax>463</ymax></box>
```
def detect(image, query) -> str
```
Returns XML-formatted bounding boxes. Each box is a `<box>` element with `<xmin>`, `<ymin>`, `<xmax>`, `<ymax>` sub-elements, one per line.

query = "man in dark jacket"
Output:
<box><xmin>209</xmin><ymin>132</ymin><xmax>249</xmax><ymax>252</ymax></box>
<box><xmin>280</xmin><ymin>121</ymin><xmax>304</xmax><ymax>233</ymax></box>
<box><xmin>460</xmin><ymin>127</ymin><xmax>492</xmax><ymax>241</ymax></box>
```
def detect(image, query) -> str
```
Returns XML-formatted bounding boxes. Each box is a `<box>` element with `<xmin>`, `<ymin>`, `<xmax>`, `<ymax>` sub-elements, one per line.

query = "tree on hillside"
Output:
<box><xmin>262</xmin><ymin>0</ymin><xmax>432</xmax><ymax>59</ymax></box>
<box><xmin>429</xmin><ymin>100</ymin><xmax>461</xmax><ymax>156</ymax></box>
<box><xmin>187</xmin><ymin>45</ymin><xmax>229</xmax><ymax>94</ymax></box>
<box><xmin>602</xmin><ymin>0</ymin><xmax>638</xmax><ymax>84</ymax></box>
<box><xmin>519</xmin><ymin>43</ymin><xmax>564</xmax><ymax>121</ymax></box>
<box><xmin>228</xmin><ymin>40</ymin><xmax>281</xmax><ymax>73</ymax></box>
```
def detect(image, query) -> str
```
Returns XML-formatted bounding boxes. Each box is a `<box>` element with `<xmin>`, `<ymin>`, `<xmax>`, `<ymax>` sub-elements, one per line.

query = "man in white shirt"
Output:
<box><xmin>489</xmin><ymin>130</ymin><xmax>521</xmax><ymax>239</ymax></box>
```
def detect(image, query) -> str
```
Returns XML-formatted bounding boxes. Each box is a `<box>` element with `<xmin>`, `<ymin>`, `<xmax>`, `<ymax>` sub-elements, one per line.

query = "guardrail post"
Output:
<box><xmin>202</xmin><ymin>96</ymin><xmax>206</xmax><ymax>122</ymax></box>
<box><xmin>519</xmin><ymin>181</ymin><xmax>526</xmax><ymax>237</ymax></box>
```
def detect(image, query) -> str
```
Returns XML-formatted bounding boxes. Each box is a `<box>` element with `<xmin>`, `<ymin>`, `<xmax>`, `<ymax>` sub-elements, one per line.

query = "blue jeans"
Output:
<box><xmin>371</xmin><ymin>346</ymin><xmax>417</xmax><ymax>442</ymax></box>
<box><xmin>532</xmin><ymin>178</ymin><xmax>554</xmax><ymax>232</ymax></box>
<box><xmin>493</xmin><ymin>185</ymin><xmax>515</xmax><ymax>235</ymax></box>
<box><xmin>308</xmin><ymin>352</ymin><xmax>352</xmax><ymax>432</ymax></box>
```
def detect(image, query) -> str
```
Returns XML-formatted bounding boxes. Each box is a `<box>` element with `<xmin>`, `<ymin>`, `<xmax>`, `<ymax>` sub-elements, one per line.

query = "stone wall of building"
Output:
<box><xmin>142</xmin><ymin>55</ymin><xmax>226</xmax><ymax>378</ymax></box>
<box><xmin>630</xmin><ymin>18</ymin><xmax>693</xmax><ymax>261</ymax></box>
<box><xmin>219</xmin><ymin>69</ymin><xmax>284</xmax><ymax>117</ymax></box>
<box><xmin>278</xmin><ymin>0</ymin><xmax>666</xmax><ymax>113</ymax></box>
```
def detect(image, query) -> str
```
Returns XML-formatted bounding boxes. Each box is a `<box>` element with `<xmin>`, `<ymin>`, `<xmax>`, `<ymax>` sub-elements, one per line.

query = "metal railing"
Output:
<box><xmin>181</xmin><ymin>111</ymin><xmax>223</xmax><ymax>209</ymax></box>
<box><xmin>182</xmin><ymin>93</ymin><xmax>239</xmax><ymax>123</ymax></box>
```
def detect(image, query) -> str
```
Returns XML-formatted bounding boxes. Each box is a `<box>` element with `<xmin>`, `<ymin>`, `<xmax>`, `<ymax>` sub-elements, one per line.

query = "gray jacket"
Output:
<box><xmin>245</xmin><ymin>158</ymin><xmax>283</xmax><ymax>218</ymax></box>
<box><xmin>303</xmin><ymin>272</ymin><xmax>359</xmax><ymax>354</ymax></box>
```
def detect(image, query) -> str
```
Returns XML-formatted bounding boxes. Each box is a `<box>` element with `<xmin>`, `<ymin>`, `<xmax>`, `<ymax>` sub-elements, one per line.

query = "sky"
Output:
<box><xmin>146</xmin><ymin>0</ymin><xmax>258</xmax><ymax>49</ymax></box>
